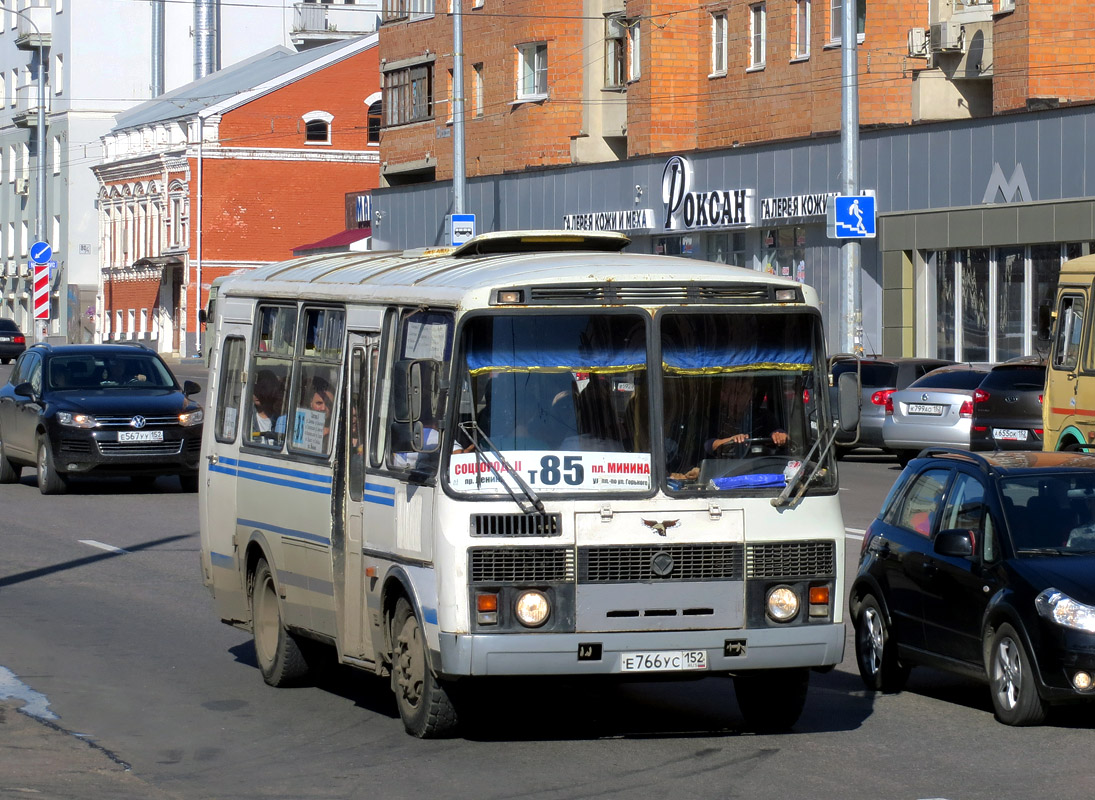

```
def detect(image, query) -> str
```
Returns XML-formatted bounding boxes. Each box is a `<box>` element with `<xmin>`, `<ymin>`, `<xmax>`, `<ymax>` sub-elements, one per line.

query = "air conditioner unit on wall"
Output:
<box><xmin>930</xmin><ymin>22</ymin><xmax>964</xmax><ymax>53</ymax></box>
<box><xmin>908</xmin><ymin>28</ymin><xmax>928</xmax><ymax>57</ymax></box>
<box><xmin>14</xmin><ymin>178</ymin><xmax>29</xmax><ymax>196</ymax></box>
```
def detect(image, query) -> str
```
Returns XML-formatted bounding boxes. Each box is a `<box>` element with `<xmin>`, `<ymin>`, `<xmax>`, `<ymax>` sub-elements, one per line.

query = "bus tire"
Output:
<box><xmin>391</xmin><ymin>598</ymin><xmax>458</xmax><ymax>738</ymax></box>
<box><xmin>733</xmin><ymin>667</ymin><xmax>809</xmax><ymax>733</ymax></box>
<box><xmin>251</xmin><ymin>557</ymin><xmax>309</xmax><ymax>687</ymax></box>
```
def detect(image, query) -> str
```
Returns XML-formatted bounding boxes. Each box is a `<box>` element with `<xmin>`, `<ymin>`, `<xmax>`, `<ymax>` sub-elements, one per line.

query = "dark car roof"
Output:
<box><xmin>923</xmin><ymin>449</ymin><xmax>1095</xmax><ymax>475</ymax></box>
<box><xmin>32</xmin><ymin>343</ymin><xmax>158</xmax><ymax>358</ymax></box>
<box><xmin>0</xmin><ymin>318</ymin><xmax>21</xmax><ymax>331</ymax></box>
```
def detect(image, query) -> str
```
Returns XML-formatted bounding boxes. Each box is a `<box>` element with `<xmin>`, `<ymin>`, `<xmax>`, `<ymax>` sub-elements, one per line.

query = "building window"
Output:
<box><xmin>52</xmin><ymin>214</ymin><xmax>59</xmax><ymax>247</ymax></box>
<box><xmin>52</xmin><ymin>135</ymin><xmax>60</xmax><ymax>174</ymax></box>
<box><xmin>750</xmin><ymin>4</ymin><xmax>766</xmax><ymax>68</ymax></box>
<box><xmin>604</xmin><ymin>14</ymin><xmax>626</xmax><ymax>88</ymax></box>
<box><xmin>140</xmin><ymin>308</ymin><xmax>148</xmax><ymax>335</ymax></box>
<box><xmin>383</xmin><ymin>63</ymin><xmax>434</xmax><ymax>126</ymax></box>
<box><xmin>367</xmin><ymin>100</ymin><xmax>382</xmax><ymax>143</ymax></box>
<box><xmin>830</xmin><ymin>0</ymin><xmax>865</xmax><ymax>43</ymax></box>
<box><xmin>53</xmin><ymin>53</ymin><xmax>62</xmax><ymax>95</ymax></box>
<box><xmin>382</xmin><ymin>0</ymin><xmax>435</xmax><ymax>21</ymax></box>
<box><xmin>795</xmin><ymin>0</ymin><xmax>810</xmax><ymax>58</ymax></box>
<box><xmin>628</xmin><ymin>19</ymin><xmax>641</xmax><ymax>81</ymax></box>
<box><xmin>447</xmin><ymin>68</ymin><xmax>454</xmax><ymax>123</ymax></box>
<box><xmin>302</xmin><ymin>110</ymin><xmax>333</xmax><ymax>144</ymax></box>
<box><xmin>711</xmin><ymin>13</ymin><xmax>727</xmax><ymax>75</ymax></box>
<box><xmin>473</xmin><ymin>62</ymin><xmax>483</xmax><ymax>117</ymax></box>
<box><xmin>516</xmin><ymin>42</ymin><xmax>547</xmax><ymax>100</ymax></box>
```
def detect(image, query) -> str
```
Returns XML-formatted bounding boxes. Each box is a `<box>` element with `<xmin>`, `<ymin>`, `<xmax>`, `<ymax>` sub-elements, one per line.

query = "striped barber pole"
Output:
<box><xmin>33</xmin><ymin>262</ymin><xmax>50</xmax><ymax>320</ymax></box>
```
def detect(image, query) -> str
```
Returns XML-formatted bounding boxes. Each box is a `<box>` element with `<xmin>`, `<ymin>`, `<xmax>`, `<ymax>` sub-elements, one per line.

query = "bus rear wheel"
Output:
<box><xmin>251</xmin><ymin>557</ymin><xmax>309</xmax><ymax>687</ymax></box>
<box><xmin>733</xmin><ymin>667</ymin><xmax>810</xmax><ymax>733</ymax></box>
<box><xmin>391</xmin><ymin>598</ymin><xmax>458</xmax><ymax>738</ymax></box>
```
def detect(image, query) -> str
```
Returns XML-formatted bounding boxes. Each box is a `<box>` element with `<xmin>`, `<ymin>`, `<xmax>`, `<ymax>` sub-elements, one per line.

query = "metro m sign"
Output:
<box><xmin>33</xmin><ymin>262</ymin><xmax>50</xmax><ymax>320</ymax></box>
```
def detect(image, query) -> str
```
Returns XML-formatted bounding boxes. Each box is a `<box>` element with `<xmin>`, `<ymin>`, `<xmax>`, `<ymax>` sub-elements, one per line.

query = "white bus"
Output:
<box><xmin>198</xmin><ymin>231</ymin><xmax>858</xmax><ymax>737</ymax></box>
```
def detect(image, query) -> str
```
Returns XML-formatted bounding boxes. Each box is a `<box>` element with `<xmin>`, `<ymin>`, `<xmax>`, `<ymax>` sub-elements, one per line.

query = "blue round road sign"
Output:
<box><xmin>30</xmin><ymin>241</ymin><xmax>53</xmax><ymax>264</ymax></box>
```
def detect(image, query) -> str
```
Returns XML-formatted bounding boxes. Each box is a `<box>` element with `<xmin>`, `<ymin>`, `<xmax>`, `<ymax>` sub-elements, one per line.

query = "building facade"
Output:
<box><xmin>0</xmin><ymin>0</ymin><xmax>380</xmax><ymax>343</ymax></box>
<box><xmin>370</xmin><ymin>0</ymin><xmax>1095</xmax><ymax>356</ymax></box>
<box><xmin>94</xmin><ymin>36</ymin><xmax>381</xmax><ymax>356</ymax></box>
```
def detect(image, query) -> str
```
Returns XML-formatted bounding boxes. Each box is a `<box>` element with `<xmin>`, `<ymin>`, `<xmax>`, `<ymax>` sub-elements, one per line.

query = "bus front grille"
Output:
<box><xmin>469</xmin><ymin>547</ymin><xmax>574</xmax><ymax>583</ymax></box>
<box><xmin>577</xmin><ymin>544</ymin><xmax>744</xmax><ymax>583</ymax></box>
<box><xmin>746</xmin><ymin>541</ymin><xmax>836</xmax><ymax>578</ymax></box>
<box><xmin>471</xmin><ymin>513</ymin><xmax>562</xmax><ymax>537</ymax></box>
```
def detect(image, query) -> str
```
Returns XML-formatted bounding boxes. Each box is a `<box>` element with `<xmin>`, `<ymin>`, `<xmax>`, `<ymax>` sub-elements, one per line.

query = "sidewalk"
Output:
<box><xmin>0</xmin><ymin>701</ymin><xmax>177</xmax><ymax>800</ymax></box>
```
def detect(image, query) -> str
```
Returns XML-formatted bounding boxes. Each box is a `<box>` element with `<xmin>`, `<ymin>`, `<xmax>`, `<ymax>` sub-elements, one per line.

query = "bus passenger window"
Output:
<box><xmin>1055</xmin><ymin>294</ymin><xmax>1085</xmax><ymax>370</ymax></box>
<box><xmin>348</xmin><ymin>348</ymin><xmax>368</xmax><ymax>500</ymax></box>
<box><xmin>288</xmin><ymin>307</ymin><xmax>345</xmax><ymax>457</ymax></box>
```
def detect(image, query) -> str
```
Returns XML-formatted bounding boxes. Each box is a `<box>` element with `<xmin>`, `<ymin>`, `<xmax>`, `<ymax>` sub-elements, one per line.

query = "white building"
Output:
<box><xmin>0</xmin><ymin>0</ymin><xmax>379</xmax><ymax>343</ymax></box>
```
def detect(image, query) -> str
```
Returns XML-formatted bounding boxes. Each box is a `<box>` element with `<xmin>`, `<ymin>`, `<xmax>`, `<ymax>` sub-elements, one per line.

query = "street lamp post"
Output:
<box><xmin>11</xmin><ymin>7</ymin><xmax>49</xmax><ymax>341</ymax></box>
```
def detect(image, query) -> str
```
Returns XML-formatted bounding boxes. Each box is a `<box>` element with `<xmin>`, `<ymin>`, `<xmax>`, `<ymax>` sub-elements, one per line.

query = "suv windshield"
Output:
<box><xmin>47</xmin><ymin>353</ymin><xmax>176</xmax><ymax>390</ymax></box>
<box><xmin>1002</xmin><ymin>472</ymin><xmax>1095</xmax><ymax>552</ymax></box>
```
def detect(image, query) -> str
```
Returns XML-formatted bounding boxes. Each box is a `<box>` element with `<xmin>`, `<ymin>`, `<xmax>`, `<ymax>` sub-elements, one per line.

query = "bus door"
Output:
<box><xmin>1046</xmin><ymin>291</ymin><xmax>1087</xmax><ymax>448</ymax></box>
<box><xmin>201</xmin><ymin>320</ymin><xmax>251</xmax><ymax>622</ymax></box>
<box><xmin>337</xmin><ymin>333</ymin><xmax>380</xmax><ymax>659</ymax></box>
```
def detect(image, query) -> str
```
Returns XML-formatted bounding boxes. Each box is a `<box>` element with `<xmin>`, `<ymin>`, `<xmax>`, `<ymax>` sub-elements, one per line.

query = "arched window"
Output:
<box><xmin>367</xmin><ymin>100</ymin><xmax>382</xmax><ymax>144</ymax></box>
<box><xmin>302</xmin><ymin>110</ymin><xmax>334</xmax><ymax>145</ymax></box>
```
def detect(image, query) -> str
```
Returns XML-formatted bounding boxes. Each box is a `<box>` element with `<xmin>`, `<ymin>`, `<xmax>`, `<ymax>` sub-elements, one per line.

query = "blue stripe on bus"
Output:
<box><xmin>363</xmin><ymin>493</ymin><xmax>396</xmax><ymax>507</ymax></box>
<box><xmin>238</xmin><ymin>518</ymin><xmax>331</xmax><ymax>547</ymax></box>
<box><xmin>209</xmin><ymin>463</ymin><xmax>237</xmax><ymax>477</ymax></box>
<box><xmin>210</xmin><ymin>551</ymin><xmax>235</xmax><ymax>569</ymax></box>
<box><xmin>422</xmin><ymin>607</ymin><xmax>438</xmax><ymax>625</ymax></box>
<box><xmin>236</xmin><ymin>469</ymin><xmax>332</xmax><ymax>495</ymax></box>
<box><xmin>364</xmin><ymin>482</ymin><xmax>396</xmax><ymax>495</ymax></box>
<box><xmin>234</xmin><ymin>458</ymin><xmax>332</xmax><ymax>484</ymax></box>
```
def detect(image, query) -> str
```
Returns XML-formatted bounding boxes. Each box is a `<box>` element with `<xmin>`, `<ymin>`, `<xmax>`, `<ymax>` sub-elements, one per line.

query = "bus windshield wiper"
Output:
<box><xmin>457</xmin><ymin>421</ymin><xmax>547</xmax><ymax>516</ymax></box>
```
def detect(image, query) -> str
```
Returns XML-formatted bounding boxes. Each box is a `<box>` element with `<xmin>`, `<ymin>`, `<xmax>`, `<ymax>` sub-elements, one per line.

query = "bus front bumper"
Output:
<box><xmin>437</xmin><ymin>624</ymin><xmax>845</xmax><ymax>677</ymax></box>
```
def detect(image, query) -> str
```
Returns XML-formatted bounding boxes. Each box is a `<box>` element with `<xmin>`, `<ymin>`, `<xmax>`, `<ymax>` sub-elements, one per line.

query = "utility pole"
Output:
<box><xmin>840</xmin><ymin>0</ymin><xmax>862</xmax><ymax>355</ymax></box>
<box><xmin>452</xmin><ymin>1</ymin><xmax>466</xmax><ymax>215</ymax></box>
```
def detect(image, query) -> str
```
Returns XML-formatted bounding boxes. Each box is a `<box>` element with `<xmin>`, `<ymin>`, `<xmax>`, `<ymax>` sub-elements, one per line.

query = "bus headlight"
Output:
<box><xmin>766</xmin><ymin>586</ymin><xmax>799</xmax><ymax>622</ymax></box>
<box><xmin>514</xmin><ymin>590</ymin><xmax>550</xmax><ymax>628</ymax></box>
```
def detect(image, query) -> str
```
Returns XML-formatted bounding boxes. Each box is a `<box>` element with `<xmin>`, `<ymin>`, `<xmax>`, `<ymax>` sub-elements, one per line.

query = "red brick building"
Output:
<box><xmin>94</xmin><ymin>36</ymin><xmax>380</xmax><ymax>356</ymax></box>
<box><xmin>376</xmin><ymin>1</ymin><xmax>1095</xmax><ymax>184</ymax></box>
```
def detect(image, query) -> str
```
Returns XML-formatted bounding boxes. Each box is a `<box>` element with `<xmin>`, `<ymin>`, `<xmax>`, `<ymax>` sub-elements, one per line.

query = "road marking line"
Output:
<box><xmin>79</xmin><ymin>539</ymin><xmax>129</xmax><ymax>554</ymax></box>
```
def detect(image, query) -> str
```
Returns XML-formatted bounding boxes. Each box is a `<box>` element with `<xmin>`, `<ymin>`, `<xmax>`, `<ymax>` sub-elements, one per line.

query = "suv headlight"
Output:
<box><xmin>179</xmin><ymin>409</ymin><xmax>204</xmax><ymax>427</ymax></box>
<box><xmin>56</xmin><ymin>411</ymin><xmax>98</xmax><ymax>428</ymax></box>
<box><xmin>1036</xmin><ymin>588</ymin><xmax>1095</xmax><ymax>633</ymax></box>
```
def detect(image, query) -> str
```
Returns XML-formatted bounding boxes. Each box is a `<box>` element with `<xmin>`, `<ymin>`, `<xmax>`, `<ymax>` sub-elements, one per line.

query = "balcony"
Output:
<box><xmin>291</xmin><ymin>2</ymin><xmax>380</xmax><ymax>50</ymax></box>
<box><xmin>15</xmin><ymin>4</ymin><xmax>52</xmax><ymax>50</ymax></box>
<box><xmin>14</xmin><ymin>82</ymin><xmax>51</xmax><ymax>127</ymax></box>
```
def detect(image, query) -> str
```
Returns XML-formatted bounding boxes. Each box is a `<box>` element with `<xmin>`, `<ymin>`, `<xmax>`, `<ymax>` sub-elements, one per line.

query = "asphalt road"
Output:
<box><xmin>2</xmin><ymin>357</ymin><xmax>1094</xmax><ymax>800</ymax></box>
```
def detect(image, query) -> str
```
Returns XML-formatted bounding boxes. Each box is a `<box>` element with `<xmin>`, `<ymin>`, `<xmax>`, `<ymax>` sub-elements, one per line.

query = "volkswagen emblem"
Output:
<box><xmin>651</xmin><ymin>551</ymin><xmax>675</xmax><ymax>578</ymax></box>
<box><xmin>130</xmin><ymin>415</ymin><xmax>147</xmax><ymax>429</ymax></box>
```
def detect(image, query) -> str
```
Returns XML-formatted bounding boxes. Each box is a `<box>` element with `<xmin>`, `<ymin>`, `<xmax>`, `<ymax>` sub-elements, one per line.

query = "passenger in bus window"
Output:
<box><xmin>252</xmin><ymin>369</ymin><xmax>287</xmax><ymax>441</ymax></box>
<box><xmin>309</xmin><ymin>375</ymin><xmax>336</xmax><ymax>446</ymax></box>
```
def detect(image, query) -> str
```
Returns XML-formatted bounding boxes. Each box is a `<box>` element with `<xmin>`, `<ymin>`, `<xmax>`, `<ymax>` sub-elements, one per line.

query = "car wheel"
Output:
<box><xmin>179</xmin><ymin>473</ymin><xmax>200</xmax><ymax>493</ymax></box>
<box><xmin>988</xmin><ymin>623</ymin><xmax>1047</xmax><ymax>726</ymax></box>
<box><xmin>391</xmin><ymin>597</ymin><xmax>459</xmax><ymax>738</ymax></box>
<box><xmin>36</xmin><ymin>435</ymin><xmax>67</xmax><ymax>495</ymax></box>
<box><xmin>854</xmin><ymin>594</ymin><xmax>910</xmax><ymax>692</ymax></box>
<box><xmin>250</xmin><ymin>557</ymin><xmax>310</xmax><ymax>687</ymax></box>
<box><xmin>733</xmin><ymin>668</ymin><xmax>810</xmax><ymax>733</ymax></box>
<box><xmin>0</xmin><ymin>436</ymin><xmax>21</xmax><ymax>483</ymax></box>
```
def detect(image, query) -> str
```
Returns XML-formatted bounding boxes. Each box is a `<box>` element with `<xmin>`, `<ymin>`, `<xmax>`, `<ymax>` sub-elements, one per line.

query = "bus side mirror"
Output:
<box><xmin>1037</xmin><ymin>305</ymin><xmax>1052</xmax><ymax>341</ymax></box>
<box><xmin>198</xmin><ymin>308</ymin><xmax>208</xmax><ymax>325</ymax></box>
<box><xmin>837</xmin><ymin>371</ymin><xmax>861</xmax><ymax>433</ymax></box>
<box><xmin>392</xmin><ymin>358</ymin><xmax>446</xmax><ymax>425</ymax></box>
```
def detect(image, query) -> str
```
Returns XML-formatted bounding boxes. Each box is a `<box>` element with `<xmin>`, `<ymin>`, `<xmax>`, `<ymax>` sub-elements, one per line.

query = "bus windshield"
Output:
<box><xmin>661</xmin><ymin>311</ymin><xmax>825</xmax><ymax>493</ymax></box>
<box><xmin>450</xmin><ymin>312</ymin><xmax>650</xmax><ymax>494</ymax></box>
<box><xmin>447</xmin><ymin>308</ymin><xmax>830</xmax><ymax>497</ymax></box>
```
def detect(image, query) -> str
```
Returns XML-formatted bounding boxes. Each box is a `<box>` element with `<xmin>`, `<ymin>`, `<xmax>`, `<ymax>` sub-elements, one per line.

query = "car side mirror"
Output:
<box><xmin>836</xmin><ymin>371</ymin><xmax>861</xmax><ymax>433</ymax></box>
<box><xmin>13</xmin><ymin>382</ymin><xmax>35</xmax><ymax>400</ymax></box>
<box><xmin>183</xmin><ymin>380</ymin><xmax>201</xmax><ymax>397</ymax></box>
<box><xmin>935</xmin><ymin>529</ymin><xmax>975</xmax><ymax>558</ymax></box>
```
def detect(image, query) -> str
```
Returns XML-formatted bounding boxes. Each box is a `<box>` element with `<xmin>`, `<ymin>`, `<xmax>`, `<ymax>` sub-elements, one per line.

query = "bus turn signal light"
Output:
<box><xmin>477</xmin><ymin>593</ymin><xmax>499</xmax><ymax>625</ymax></box>
<box><xmin>809</xmin><ymin>586</ymin><xmax>830</xmax><ymax>617</ymax></box>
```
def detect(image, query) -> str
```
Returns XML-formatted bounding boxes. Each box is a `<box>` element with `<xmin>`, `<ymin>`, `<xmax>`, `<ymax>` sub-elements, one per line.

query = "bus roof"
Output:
<box><xmin>218</xmin><ymin>230</ymin><xmax>817</xmax><ymax>309</ymax></box>
<box><xmin>1060</xmin><ymin>253</ymin><xmax>1095</xmax><ymax>278</ymax></box>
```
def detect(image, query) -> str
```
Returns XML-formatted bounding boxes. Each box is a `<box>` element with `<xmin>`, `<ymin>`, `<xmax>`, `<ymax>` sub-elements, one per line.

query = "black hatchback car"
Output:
<box><xmin>969</xmin><ymin>361</ymin><xmax>1046</xmax><ymax>452</ymax></box>
<box><xmin>0</xmin><ymin>343</ymin><xmax>203</xmax><ymax>494</ymax></box>
<box><xmin>850</xmin><ymin>448</ymin><xmax>1095</xmax><ymax>725</ymax></box>
<box><xmin>0</xmin><ymin>318</ymin><xmax>27</xmax><ymax>364</ymax></box>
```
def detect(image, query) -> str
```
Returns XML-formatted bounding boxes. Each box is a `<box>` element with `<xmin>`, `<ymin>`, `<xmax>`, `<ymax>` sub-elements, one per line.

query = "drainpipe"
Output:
<box><xmin>195</xmin><ymin>117</ymin><xmax>204</xmax><ymax>359</ymax></box>
<box><xmin>151</xmin><ymin>0</ymin><xmax>165</xmax><ymax>96</ymax></box>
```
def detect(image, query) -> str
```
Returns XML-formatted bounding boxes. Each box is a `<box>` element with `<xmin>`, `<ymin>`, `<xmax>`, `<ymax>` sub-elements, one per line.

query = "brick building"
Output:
<box><xmin>93</xmin><ymin>35</ymin><xmax>380</xmax><ymax>356</ymax></box>
<box><xmin>371</xmin><ymin>1</ymin><xmax>1095</xmax><ymax>358</ymax></box>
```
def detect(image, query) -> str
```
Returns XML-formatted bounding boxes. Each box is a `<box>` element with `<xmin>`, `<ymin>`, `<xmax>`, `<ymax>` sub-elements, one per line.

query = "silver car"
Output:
<box><xmin>882</xmin><ymin>363</ymin><xmax>993</xmax><ymax>466</ymax></box>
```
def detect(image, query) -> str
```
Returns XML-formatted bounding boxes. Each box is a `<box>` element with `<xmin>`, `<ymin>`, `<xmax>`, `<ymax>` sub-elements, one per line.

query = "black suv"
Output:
<box><xmin>850</xmin><ymin>448</ymin><xmax>1095</xmax><ymax>725</ymax></box>
<box><xmin>0</xmin><ymin>344</ymin><xmax>203</xmax><ymax>494</ymax></box>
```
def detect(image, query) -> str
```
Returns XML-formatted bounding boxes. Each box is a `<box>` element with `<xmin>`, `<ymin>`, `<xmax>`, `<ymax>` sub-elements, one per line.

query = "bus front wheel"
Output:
<box><xmin>733</xmin><ymin>667</ymin><xmax>810</xmax><ymax>733</ymax></box>
<box><xmin>391</xmin><ymin>598</ymin><xmax>458</xmax><ymax>738</ymax></box>
<box><xmin>251</xmin><ymin>558</ymin><xmax>309</xmax><ymax>687</ymax></box>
